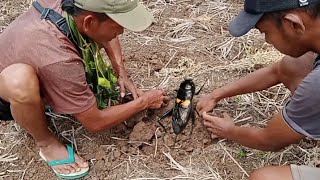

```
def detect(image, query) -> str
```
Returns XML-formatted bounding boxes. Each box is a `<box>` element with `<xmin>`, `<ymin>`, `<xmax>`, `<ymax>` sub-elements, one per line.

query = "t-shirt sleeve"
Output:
<box><xmin>39</xmin><ymin>59</ymin><xmax>96</xmax><ymax>114</ymax></box>
<box><xmin>282</xmin><ymin>67</ymin><xmax>320</xmax><ymax>140</ymax></box>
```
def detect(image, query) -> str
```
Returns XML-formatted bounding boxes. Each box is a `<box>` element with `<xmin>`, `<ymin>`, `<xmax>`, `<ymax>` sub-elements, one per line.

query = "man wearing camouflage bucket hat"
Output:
<box><xmin>197</xmin><ymin>0</ymin><xmax>320</xmax><ymax>179</ymax></box>
<box><xmin>0</xmin><ymin>0</ymin><xmax>168</xmax><ymax>178</ymax></box>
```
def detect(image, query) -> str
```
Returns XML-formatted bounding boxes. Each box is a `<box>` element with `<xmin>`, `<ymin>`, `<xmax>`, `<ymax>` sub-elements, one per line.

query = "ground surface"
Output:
<box><xmin>1</xmin><ymin>0</ymin><xmax>320</xmax><ymax>180</ymax></box>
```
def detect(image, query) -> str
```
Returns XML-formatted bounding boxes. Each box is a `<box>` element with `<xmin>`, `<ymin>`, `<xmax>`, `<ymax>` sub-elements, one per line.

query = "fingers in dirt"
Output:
<box><xmin>119</xmin><ymin>81</ymin><xmax>126</xmax><ymax>98</ymax></box>
<box><xmin>127</xmin><ymin>83</ymin><xmax>138</xmax><ymax>99</ymax></box>
<box><xmin>222</xmin><ymin>112</ymin><xmax>231</xmax><ymax>119</ymax></box>
<box><xmin>163</xmin><ymin>95</ymin><xmax>170</xmax><ymax>102</ymax></box>
<box><xmin>131</xmin><ymin>89</ymin><xmax>138</xmax><ymax>99</ymax></box>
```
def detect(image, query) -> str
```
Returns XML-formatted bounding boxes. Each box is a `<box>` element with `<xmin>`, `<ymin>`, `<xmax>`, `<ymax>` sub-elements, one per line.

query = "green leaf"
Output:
<box><xmin>98</xmin><ymin>77</ymin><xmax>111</xmax><ymax>88</ymax></box>
<box><xmin>65</xmin><ymin>13</ymin><xmax>119</xmax><ymax>109</ymax></box>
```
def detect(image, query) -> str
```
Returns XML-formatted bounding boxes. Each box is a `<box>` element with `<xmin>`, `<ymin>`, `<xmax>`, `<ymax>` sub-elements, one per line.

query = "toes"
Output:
<box><xmin>70</xmin><ymin>163</ymin><xmax>81</xmax><ymax>172</ymax></box>
<box><xmin>54</xmin><ymin>165</ymin><xmax>75</xmax><ymax>174</ymax></box>
<box><xmin>61</xmin><ymin>165</ymin><xmax>76</xmax><ymax>174</ymax></box>
<box><xmin>65</xmin><ymin>165</ymin><xmax>76</xmax><ymax>174</ymax></box>
<box><xmin>75</xmin><ymin>155</ymin><xmax>89</xmax><ymax>168</ymax></box>
<box><xmin>59</xmin><ymin>166</ymin><xmax>71</xmax><ymax>174</ymax></box>
<box><xmin>53</xmin><ymin>167</ymin><xmax>63</xmax><ymax>174</ymax></box>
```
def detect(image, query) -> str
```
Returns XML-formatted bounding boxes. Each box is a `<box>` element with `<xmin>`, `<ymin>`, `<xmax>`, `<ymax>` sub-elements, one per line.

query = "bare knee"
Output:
<box><xmin>250</xmin><ymin>167</ymin><xmax>269</xmax><ymax>180</ymax></box>
<box><xmin>1</xmin><ymin>64</ymin><xmax>40</xmax><ymax>103</ymax></box>
<box><xmin>249</xmin><ymin>166</ymin><xmax>292</xmax><ymax>180</ymax></box>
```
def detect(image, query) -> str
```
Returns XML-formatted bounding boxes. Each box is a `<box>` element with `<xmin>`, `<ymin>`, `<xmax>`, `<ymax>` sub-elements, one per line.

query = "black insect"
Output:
<box><xmin>158</xmin><ymin>79</ymin><xmax>204</xmax><ymax>143</ymax></box>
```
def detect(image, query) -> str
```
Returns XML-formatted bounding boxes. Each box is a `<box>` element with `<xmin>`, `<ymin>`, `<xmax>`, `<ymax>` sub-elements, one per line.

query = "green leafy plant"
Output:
<box><xmin>66</xmin><ymin>14</ymin><xmax>119</xmax><ymax>109</ymax></box>
<box><xmin>239</xmin><ymin>148</ymin><xmax>248</xmax><ymax>159</ymax></box>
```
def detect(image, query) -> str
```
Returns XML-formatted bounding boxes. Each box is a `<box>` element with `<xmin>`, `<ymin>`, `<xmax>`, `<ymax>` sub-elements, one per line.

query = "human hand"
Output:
<box><xmin>196</xmin><ymin>93</ymin><xmax>220</xmax><ymax>115</ymax></box>
<box><xmin>140</xmin><ymin>89</ymin><xmax>169</xmax><ymax>109</ymax></box>
<box><xmin>117</xmin><ymin>69</ymin><xmax>139</xmax><ymax>99</ymax></box>
<box><xmin>202</xmin><ymin>112</ymin><xmax>235</xmax><ymax>139</ymax></box>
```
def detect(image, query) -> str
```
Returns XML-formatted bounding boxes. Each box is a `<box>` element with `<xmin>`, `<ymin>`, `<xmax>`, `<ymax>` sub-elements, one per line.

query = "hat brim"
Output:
<box><xmin>228</xmin><ymin>10</ymin><xmax>263</xmax><ymax>37</ymax></box>
<box><xmin>106</xmin><ymin>3</ymin><xmax>154</xmax><ymax>32</ymax></box>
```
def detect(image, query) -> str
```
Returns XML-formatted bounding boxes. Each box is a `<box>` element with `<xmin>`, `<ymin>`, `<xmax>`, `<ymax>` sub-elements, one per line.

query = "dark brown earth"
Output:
<box><xmin>1</xmin><ymin>0</ymin><xmax>319</xmax><ymax>180</ymax></box>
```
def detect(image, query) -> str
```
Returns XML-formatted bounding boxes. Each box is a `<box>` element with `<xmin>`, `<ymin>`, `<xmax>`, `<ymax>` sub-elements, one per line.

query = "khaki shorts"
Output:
<box><xmin>291</xmin><ymin>164</ymin><xmax>320</xmax><ymax>180</ymax></box>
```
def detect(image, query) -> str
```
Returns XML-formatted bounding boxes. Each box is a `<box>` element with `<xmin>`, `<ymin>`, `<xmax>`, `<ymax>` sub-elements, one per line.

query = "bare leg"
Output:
<box><xmin>0</xmin><ymin>64</ymin><xmax>88</xmax><ymax>174</ymax></box>
<box><xmin>249</xmin><ymin>166</ymin><xmax>293</xmax><ymax>180</ymax></box>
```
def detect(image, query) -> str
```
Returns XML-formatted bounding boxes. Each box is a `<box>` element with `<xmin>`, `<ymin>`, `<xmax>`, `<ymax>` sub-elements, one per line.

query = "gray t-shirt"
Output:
<box><xmin>283</xmin><ymin>56</ymin><xmax>320</xmax><ymax>140</ymax></box>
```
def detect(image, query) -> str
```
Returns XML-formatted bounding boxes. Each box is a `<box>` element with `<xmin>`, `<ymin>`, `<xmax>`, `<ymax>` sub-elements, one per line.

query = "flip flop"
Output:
<box><xmin>39</xmin><ymin>145</ymin><xmax>89</xmax><ymax>179</ymax></box>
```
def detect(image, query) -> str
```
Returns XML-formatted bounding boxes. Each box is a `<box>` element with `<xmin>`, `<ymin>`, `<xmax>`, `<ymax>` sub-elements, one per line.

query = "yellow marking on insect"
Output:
<box><xmin>176</xmin><ymin>98</ymin><xmax>181</xmax><ymax>103</ymax></box>
<box><xmin>176</xmin><ymin>98</ymin><xmax>191</xmax><ymax>106</ymax></box>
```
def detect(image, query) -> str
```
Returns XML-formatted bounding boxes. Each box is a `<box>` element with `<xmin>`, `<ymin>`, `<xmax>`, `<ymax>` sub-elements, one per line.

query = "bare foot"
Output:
<box><xmin>39</xmin><ymin>138</ymin><xmax>88</xmax><ymax>174</ymax></box>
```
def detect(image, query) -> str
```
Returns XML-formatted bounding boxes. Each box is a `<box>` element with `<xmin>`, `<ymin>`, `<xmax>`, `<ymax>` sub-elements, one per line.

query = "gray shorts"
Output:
<box><xmin>291</xmin><ymin>164</ymin><xmax>320</xmax><ymax>180</ymax></box>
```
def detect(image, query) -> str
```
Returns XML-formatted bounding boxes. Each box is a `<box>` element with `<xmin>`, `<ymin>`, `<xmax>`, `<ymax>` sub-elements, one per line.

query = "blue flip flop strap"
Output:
<box><xmin>47</xmin><ymin>145</ymin><xmax>76</xmax><ymax>166</ymax></box>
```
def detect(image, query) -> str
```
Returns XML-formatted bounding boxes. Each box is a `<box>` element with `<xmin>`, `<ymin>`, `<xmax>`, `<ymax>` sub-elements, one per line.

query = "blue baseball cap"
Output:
<box><xmin>229</xmin><ymin>0</ymin><xmax>320</xmax><ymax>37</ymax></box>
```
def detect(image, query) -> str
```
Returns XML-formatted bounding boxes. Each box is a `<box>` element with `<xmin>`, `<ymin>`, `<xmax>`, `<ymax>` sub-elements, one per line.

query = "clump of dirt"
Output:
<box><xmin>3</xmin><ymin>0</ymin><xmax>319</xmax><ymax>180</ymax></box>
<box><xmin>129</xmin><ymin>121</ymin><xmax>157</xmax><ymax>146</ymax></box>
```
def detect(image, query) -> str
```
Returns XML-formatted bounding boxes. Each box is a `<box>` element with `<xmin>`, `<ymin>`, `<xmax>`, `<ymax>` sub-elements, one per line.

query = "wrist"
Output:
<box><xmin>224</xmin><ymin>125</ymin><xmax>237</xmax><ymax>139</ymax></box>
<box><xmin>210</xmin><ymin>88</ymin><xmax>224</xmax><ymax>102</ymax></box>
<box><xmin>136</xmin><ymin>95</ymin><xmax>149</xmax><ymax>110</ymax></box>
<box><xmin>116</xmin><ymin>66</ymin><xmax>127</xmax><ymax>77</ymax></box>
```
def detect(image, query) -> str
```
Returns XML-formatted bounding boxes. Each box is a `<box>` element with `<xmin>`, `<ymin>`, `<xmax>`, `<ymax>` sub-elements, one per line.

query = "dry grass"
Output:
<box><xmin>0</xmin><ymin>0</ymin><xmax>319</xmax><ymax>179</ymax></box>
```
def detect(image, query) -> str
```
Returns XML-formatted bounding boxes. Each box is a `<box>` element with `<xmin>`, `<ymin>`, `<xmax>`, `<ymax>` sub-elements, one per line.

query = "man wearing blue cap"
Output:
<box><xmin>197</xmin><ymin>0</ymin><xmax>320</xmax><ymax>179</ymax></box>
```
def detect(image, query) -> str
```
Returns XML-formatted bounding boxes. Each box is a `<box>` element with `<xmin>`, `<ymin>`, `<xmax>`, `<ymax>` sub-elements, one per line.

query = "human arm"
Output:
<box><xmin>202</xmin><ymin>112</ymin><xmax>304</xmax><ymax>151</ymax></box>
<box><xmin>74</xmin><ymin>89</ymin><xmax>168</xmax><ymax>133</ymax></box>
<box><xmin>202</xmin><ymin>52</ymin><xmax>320</xmax><ymax>151</ymax></box>
<box><xmin>40</xmin><ymin>57</ymin><xmax>167</xmax><ymax>133</ymax></box>
<box><xmin>197</xmin><ymin>52</ymin><xmax>316</xmax><ymax>114</ymax></box>
<box><xmin>197</xmin><ymin>62</ymin><xmax>281</xmax><ymax>113</ymax></box>
<box><xmin>102</xmin><ymin>36</ymin><xmax>139</xmax><ymax>99</ymax></box>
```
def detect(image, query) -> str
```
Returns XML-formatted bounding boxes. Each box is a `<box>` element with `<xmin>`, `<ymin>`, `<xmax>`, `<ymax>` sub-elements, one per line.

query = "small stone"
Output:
<box><xmin>155</xmin><ymin>129</ymin><xmax>163</xmax><ymax>138</ymax></box>
<box><xmin>95</xmin><ymin>160</ymin><xmax>105</xmax><ymax>170</ymax></box>
<box><xmin>178</xmin><ymin>150</ymin><xmax>187</xmax><ymax>156</ymax></box>
<box><xmin>142</xmin><ymin>145</ymin><xmax>154</xmax><ymax>154</ymax></box>
<box><xmin>153</xmin><ymin>63</ymin><xmax>163</xmax><ymax>72</ymax></box>
<box><xmin>164</xmin><ymin>134</ymin><xmax>175</xmax><ymax>147</ymax></box>
<box><xmin>186</xmin><ymin>146</ymin><xmax>194</xmax><ymax>152</ymax></box>
<box><xmin>152</xmin><ymin>54</ymin><xmax>158</xmax><ymax>60</ymax></box>
<box><xmin>203</xmin><ymin>138</ymin><xmax>210</xmax><ymax>145</ymax></box>
<box><xmin>128</xmin><ymin>147</ymin><xmax>137</xmax><ymax>154</ymax></box>
<box><xmin>180</xmin><ymin>135</ymin><xmax>189</xmax><ymax>141</ymax></box>
<box><xmin>192</xmin><ymin>148</ymin><xmax>202</xmax><ymax>156</ymax></box>
<box><xmin>95</xmin><ymin>149</ymin><xmax>106</xmax><ymax>160</ymax></box>
<box><xmin>113</xmin><ymin>150</ymin><xmax>121</xmax><ymax>158</ymax></box>
<box><xmin>84</xmin><ymin>153</ymin><xmax>95</xmax><ymax>161</ymax></box>
<box><xmin>120</xmin><ymin>146</ymin><xmax>128</xmax><ymax>153</ymax></box>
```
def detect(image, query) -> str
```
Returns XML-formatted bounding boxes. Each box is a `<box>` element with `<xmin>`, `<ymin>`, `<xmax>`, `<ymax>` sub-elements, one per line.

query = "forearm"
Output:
<box><xmin>226</xmin><ymin>126</ymin><xmax>277</xmax><ymax>151</ymax></box>
<box><xmin>212</xmin><ymin>63</ymin><xmax>281</xmax><ymax>101</ymax></box>
<box><xmin>102</xmin><ymin>36</ymin><xmax>125</xmax><ymax>75</ymax></box>
<box><xmin>225</xmin><ymin>112</ymin><xmax>304</xmax><ymax>151</ymax></box>
<box><xmin>76</xmin><ymin>98</ymin><xmax>147</xmax><ymax>132</ymax></box>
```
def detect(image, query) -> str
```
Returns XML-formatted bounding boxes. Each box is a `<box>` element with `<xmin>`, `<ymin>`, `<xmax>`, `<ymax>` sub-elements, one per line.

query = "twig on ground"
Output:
<box><xmin>218</xmin><ymin>143</ymin><xmax>249</xmax><ymax>177</ymax></box>
<box><xmin>20</xmin><ymin>158</ymin><xmax>33</xmax><ymax>180</ymax></box>
<box><xmin>154</xmin><ymin>128</ymin><xmax>160</xmax><ymax>158</ymax></box>
<box><xmin>163</xmin><ymin>152</ymin><xmax>189</xmax><ymax>175</ymax></box>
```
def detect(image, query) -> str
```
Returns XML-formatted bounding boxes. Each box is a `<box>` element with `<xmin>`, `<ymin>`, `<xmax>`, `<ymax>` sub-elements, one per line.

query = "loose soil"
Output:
<box><xmin>1</xmin><ymin>0</ymin><xmax>319</xmax><ymax>180</ymax></box>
